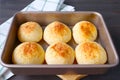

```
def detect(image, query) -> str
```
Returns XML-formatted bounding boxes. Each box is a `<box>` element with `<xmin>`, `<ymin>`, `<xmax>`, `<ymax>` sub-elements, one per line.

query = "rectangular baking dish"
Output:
<box><xmin>0</xmin><ymin>11</ymin><xmax>119</xmax><ymax>75</ymax></box>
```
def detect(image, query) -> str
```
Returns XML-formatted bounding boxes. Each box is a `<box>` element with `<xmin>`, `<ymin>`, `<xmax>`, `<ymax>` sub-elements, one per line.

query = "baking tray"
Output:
<box><xmin>0</xmin><ymin>11</ymin><xmax>119</xmax><ymax>75</ymax></box>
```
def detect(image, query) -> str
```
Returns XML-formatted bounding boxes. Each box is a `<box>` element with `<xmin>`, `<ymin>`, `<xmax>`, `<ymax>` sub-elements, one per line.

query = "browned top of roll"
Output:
<box><xmin>22</xmin><ymin>42</ymin><xmax>38</xmax><ymax>55</ymax></box>
<box><xmin>20</xmin><ymin>22</ymin><xmax>37</xmax><ymax>34</ymax></box>
<box><xmin>80</xmin><ymin>21</ymin><xmax>95</xmax><ymax>38</ymax></box>
<box><xmin>51</xmin><ymin>42</ymin><xmax>70</xmax><ymax>58</ymax></box>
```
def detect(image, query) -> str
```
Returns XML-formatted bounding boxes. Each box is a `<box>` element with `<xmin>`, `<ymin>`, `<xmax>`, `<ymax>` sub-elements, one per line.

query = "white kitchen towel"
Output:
<box><xmin>0</xmin><ymin>0</ymin><xmax>75</xmax><ymax>80</ymax></box>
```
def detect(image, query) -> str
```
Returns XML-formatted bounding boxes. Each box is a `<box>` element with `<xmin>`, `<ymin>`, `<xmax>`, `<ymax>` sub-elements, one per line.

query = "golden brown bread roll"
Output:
<box><xmin>43</xmin><ymin>21</ymin><xmax>71</xmax><ymax>44</ymax></box>
<box><xmin>12</xmin><ymin>42</ymin><xmax>45</xmax><ymax>64</ymax></box>
<box><xmin>18</xmin><ymin>21</ymin><xmax>43</xmax><ymax>42</ymax></box>
<box><xmin>72</xmin><ymin>21</ymin><xmax>97</xmax><ymax>44</ymax></box>
<box><xmin>45</xmin><ymin>42</ymin><xmax>75</xmax><ymax>64</ymax></box>
<box><xmin>75</xmin><ymin>41</ymin><xmax>107</xmax><ymax>64</ymax></box>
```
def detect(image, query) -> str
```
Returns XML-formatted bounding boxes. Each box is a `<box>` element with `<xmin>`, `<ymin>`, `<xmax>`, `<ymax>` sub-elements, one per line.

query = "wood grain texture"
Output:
<box><xmin>0</xmin><ymin>0</ymin><xmax>120</xmax><ymax>80</ymax></box>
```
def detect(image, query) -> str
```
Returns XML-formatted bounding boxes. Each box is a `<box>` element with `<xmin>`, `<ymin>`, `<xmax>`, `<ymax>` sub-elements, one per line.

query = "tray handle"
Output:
<box><xmin>57</xmin><ymin>73</ymin><xmax>87</xmax><ymax>80</ymax></box>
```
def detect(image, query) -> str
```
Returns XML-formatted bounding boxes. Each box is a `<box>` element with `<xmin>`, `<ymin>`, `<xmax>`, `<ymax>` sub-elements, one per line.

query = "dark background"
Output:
<box><xmin>0</xmin><ymin>0</ymin><xmax>120</xmax><ymax>80</ymax></box>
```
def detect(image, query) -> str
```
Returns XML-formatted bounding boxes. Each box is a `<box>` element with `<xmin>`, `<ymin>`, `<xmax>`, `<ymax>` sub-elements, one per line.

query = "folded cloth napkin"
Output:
<box><xmin>0</xmin><ymin>0</ymin><xmax>75</xmax><ymax>80</ymax></box>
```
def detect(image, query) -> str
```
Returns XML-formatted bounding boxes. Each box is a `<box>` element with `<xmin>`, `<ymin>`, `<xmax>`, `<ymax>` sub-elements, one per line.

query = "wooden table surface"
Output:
<box><xmin>0</xmin><ymin>0</ymin><xmax>120</xmax><ymax>80</ymax></box>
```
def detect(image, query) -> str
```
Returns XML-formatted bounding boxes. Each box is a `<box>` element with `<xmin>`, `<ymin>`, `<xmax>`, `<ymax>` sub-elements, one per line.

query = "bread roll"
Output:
<box><xmin>73</xmin><ymin>21</ymin><xmax>97</xmax><ymax>44</ymax></box>
<box><xmin>18</xmin><ymin>21</ymin><xmax>43</xmax><ymax>42</ymax></box>
<box><xmin>45</xmin><ymin>42</ymin><xmax>75</xmax><ymax>64</ymax></box>
<box><xmin>75</xmin><ymin>41</ymin><xmax>107</xmax><ymax>64</ymax></box>
<box><xmin>12</xmin><ymin>42</ymin><xmax>45</xmax><ymax>64</ymax></box>
<box><xmin>44</xmin><ymin>21</ymin><xmax>71</xmax><ymax>44</ymax></box>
